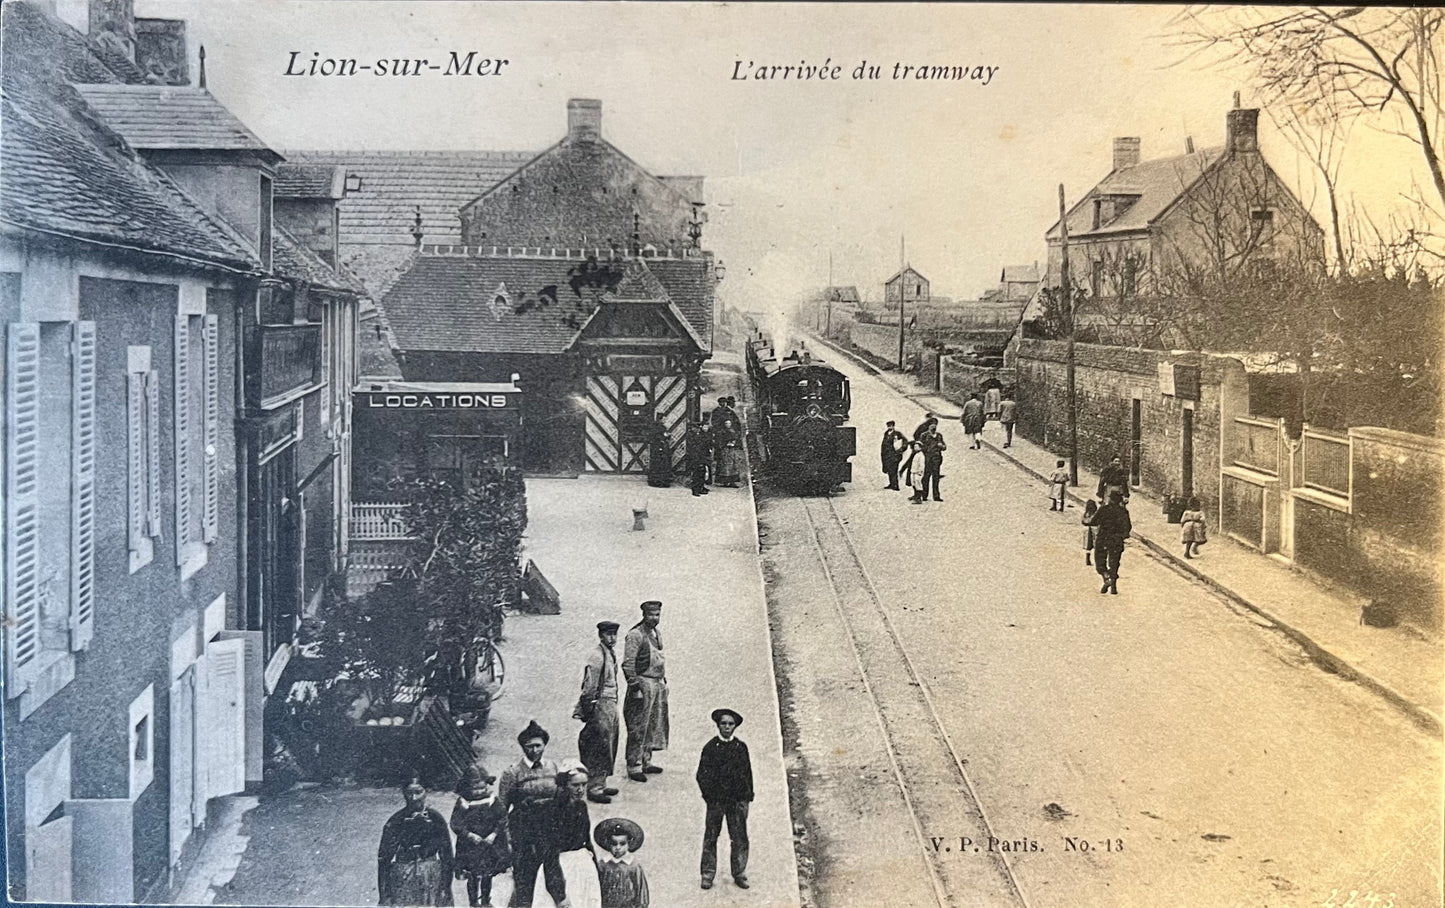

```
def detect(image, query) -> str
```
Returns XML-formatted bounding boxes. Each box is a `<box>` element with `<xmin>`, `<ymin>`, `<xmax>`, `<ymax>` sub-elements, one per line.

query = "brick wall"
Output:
<box><xmin>1014</xmin><ymin>338</ymin><xmax>1249</xmax><ymax>513</ymax></box>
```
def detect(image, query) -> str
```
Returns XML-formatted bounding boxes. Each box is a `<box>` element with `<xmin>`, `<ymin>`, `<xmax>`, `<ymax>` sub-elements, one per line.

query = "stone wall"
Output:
<box><xmin>1347</xmin><ymin>427</ymin><xmax>1444</xmax><ymax>631</ymax></box>
<box><xmin>939</xmin><ymin>355</ymin><xmax>1009</xmax><ymax>406</ymax></box>
<box><xmin>849</xmin><ymin>322</ymin><xmax>920</xmax><ymax>370</ymax></box>
<box><xmin>1014</xmin><ymin>339</ymin><xmax>1249</xmax><ymax>514</ymax></box>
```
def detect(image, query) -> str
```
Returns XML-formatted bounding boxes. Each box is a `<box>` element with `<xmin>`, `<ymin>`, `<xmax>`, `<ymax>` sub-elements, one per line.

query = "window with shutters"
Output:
<box><xmin>5</xmin><ymin>321</ymin><xmax>96</xmax><ymax>704</ymax></box>
<box><xmin>175</xmin><ymin>314</ymin><xmax>220</xmax><ymax>576</ymax></box>
<box><xmin>127</xmin><ymin>346</ymin><xmax>159</xmax><ymax>574</ymax></box>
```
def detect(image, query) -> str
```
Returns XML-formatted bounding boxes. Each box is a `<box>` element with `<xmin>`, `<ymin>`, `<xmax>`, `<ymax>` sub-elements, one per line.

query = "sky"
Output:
<box><xmin>136</xmin><ymin>1</ymin><xmax>1430</xmax><ymax>314</ymax></box>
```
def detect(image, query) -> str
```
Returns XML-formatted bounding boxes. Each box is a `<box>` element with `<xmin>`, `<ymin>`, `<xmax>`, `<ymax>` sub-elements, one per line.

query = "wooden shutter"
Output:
<box><xmin>174</xmin><ymin>314</ymin><xmax>191</xmax><ymax>561</ymax></box>
<box><xmin>145</xmin><ymin>370</ymin><xmax>162</xmax><ymax>538</ymax></box>
<box><xmin>128</xmin><ymin>372</ymin><xmax>146</xmax><ymax>550</ymax></box>
<box><xmin>5</xmin><ymin>323</ymin><xmax>42</xmax><ymax>691</ymax></box>
<box><xmin>199</xmin><ymin>638</ymin><xmax>246</xmax><ymax>799</ymax></box>
<box><xmin>70</xmin><ymin>322</ymin><xmax>96</xmax><ymax>651</ymax></box>
<box><xmin>168</xmin><ymin>670</ymin><xmax>197</xmax><ymax>864</ymax></box>
<box><xmin>203</xmin><ymin>315</ymin><xmax>219</xmax><ymax>543</ymax></box>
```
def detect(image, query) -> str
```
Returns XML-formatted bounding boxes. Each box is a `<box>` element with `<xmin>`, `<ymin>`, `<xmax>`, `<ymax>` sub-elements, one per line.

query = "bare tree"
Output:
<box><xmin>1268</xmin><ymin>90</ymin><xmax>1356</xmax><ymax>272</ymax></box>
<box><xmin>1172</xmin><ymin>7</ymin><xmax>1445</xmax><ymax>212</ymax></box>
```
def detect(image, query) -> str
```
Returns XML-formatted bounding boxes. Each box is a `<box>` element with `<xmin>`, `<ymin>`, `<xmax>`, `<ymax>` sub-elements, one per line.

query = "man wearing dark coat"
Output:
<box><xmin>378</xmin><ymin>779</ymin><xmax>455</xmax><ymax>906</ymax></box>
<box><xmin>496</xmin><ymin>721</ymin><xmax>565</xmax><ymax>907</ymax></box>
<box><xmin>912</xmin><ymin>412</ymin><xmax>938</xmax><ymax>441</ymax></box>
<box><xmin>575</xmin><ymin>621</ymin><xmax>622</xmax><ymax>804</ymax></box>
<box><xmin>686</xmin><ymin>423</ymin><xmax>711</xmax><ymax>496</ymax></box>
<box><xmin>1097</xmin><ymin>455</ymin><xmax>1129</xmax><ymax>503</ymax></box>
<box><xmin>919</xmin><ymin>423</ymin><xmax>947</xmax><ymax>502</ymax></box>
<box><xmin>880</xmin><ymin>420</ymin><xmax>906</xmax><ymax>490</ymax></box>
<box><xmin>1092</xmin><ymin>489</ymin><xmax>1133</xmax><ymax>595</ymax></box>
<box><xmin>695</xmin><ymin>708</ymin><xmax>753</xmax><ymax>891</ymax></box>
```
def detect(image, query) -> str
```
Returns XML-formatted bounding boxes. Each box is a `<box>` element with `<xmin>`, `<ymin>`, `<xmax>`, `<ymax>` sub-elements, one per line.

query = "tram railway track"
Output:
<box><xmin>798</xmin><ymin>494</ymin><xmax>1033</xmax><ymax>908</ymax></box>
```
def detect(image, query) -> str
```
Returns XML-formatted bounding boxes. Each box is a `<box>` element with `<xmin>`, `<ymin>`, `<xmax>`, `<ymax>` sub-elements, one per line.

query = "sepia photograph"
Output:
<box><xmin>1</xmin><ymin>1</ymin><xmax>1442</xmax><ymax>906</ymax></box>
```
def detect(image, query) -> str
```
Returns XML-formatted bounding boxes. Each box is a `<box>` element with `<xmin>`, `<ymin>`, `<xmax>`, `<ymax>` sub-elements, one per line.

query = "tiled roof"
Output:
<box><xmin>0</xmin><ymin>1</ymin><xmax>140</xmax><ymax>86</ymax></box>
<box><xmin>1</xmin><ymin>77</ymin><xmax>258</xmax><ymax>269</ymax></box>
<box><xmin>1048</xmin><ymin>147</ymin><xmax>1224</xmax><ymax>240</ymax></box>
<box><xmin>274</xmin><ymin>227</ymin><xmax>365</xmax><ymax>294</ymax></box>
<box><xmin>73</xmin><ymin>83</ymin><xmax>281</xmax><ymax>161</ymax></box>
<box><xmin>383</xmin><ymin>252</ymin><xmax>712</xmax><ymax>355</ymax></box>
<box><xmin>284</xmin><ymin>150</ymin><xmax>536</xmax><ymax>245</ymax></box>
<box><xmin>276</xmin><ymin>163</ymin><xmax>343</xmax><ymax>199</ymax></box>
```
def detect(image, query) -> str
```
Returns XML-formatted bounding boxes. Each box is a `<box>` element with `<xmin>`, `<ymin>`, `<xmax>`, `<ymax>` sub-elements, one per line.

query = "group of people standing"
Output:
<box><xmin>880</xmin><ymin>414</ymin><xmax>947</xmax><ymax>502</ymax></box>
<box><xmin>376</xmin><ymin>600</ymin><xmax>754</xmax><ymax>908</ymax></box>
<box><xmin>685</xmin><ymin>397</ymin><xmax>744</xmax><ymax>496</ymax></box>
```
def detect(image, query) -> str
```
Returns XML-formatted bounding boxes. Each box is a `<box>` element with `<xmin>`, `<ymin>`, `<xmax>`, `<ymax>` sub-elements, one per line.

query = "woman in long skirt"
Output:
<box><xmin>533</xmin><ymin>767</ymin><xmax>601</xmax><ymax>908</ymax></box>
<box><xmin>378</xmin><ymin>779</ymin><xmax>455</xmax><ymax>906</ymax></box>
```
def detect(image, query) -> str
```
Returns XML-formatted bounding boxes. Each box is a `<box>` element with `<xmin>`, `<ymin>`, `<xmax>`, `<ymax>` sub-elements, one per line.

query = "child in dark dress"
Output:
<box><xmin>450</xmin><ymin>766</ymin><xmax>511</xmax><ymax>907</ymax></box>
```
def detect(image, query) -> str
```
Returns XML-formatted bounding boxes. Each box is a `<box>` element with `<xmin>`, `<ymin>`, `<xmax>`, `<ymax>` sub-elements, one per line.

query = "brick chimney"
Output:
<box><xmin>1226</xmin><ymin>107</ymin><xmax>1259</xmax><ymax>153</ymax></box>
<box><xmin>135</xmin><ymin>18</ymin><xmax>189</xmax><ymax>85</ymax></box>
<box><xmin>567</xmin><ymin>99</ymin><xmax>602</xmax><ymax>144</ymax></box>
<box><xmin>1112</xmin><ymin>137</ymin><xmax>1141</xmax><ymax>172</ymax></box>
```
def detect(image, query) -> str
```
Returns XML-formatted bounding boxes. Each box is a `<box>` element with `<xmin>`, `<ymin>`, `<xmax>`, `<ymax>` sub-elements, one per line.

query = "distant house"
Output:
<box><xmin>884</xmin><ymin>265</ymin><xmax>930</xmax><ymax>309</ymax></box>
<box><xmin>1045</xmin><ymin>102</ymin><xmax>1323</xmax><ymax>303</ymax></box>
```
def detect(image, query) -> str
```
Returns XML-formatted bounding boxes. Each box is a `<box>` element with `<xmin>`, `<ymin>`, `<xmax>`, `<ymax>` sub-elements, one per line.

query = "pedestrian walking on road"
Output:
<box><xmin>594</xmin><ymin>819</ymin><xmax>648</xmax><ymax>908</ymax></box>
<box><xmin>575</xmin><ymin>622</ymin><xmax>622</xmax><ymax>804</ymax></box>
<box><xmin>713</xmin><ymin>398</ymin><xmax>743</xmax><ymax>487</ymax></box>
<box><xmin>451</xmin><ymin>766</ymin><xmax>511</xmax><ymax>908</ymax></box>
<box><xmin>960</xmin><ymin>393</ymin><xmax>985</xmax><ymax>449</ymax></box>
<box><xmin>920</xmin><ymin>423</ymin><xmax>947</xmax><ymax>502</ymax></box>
<box><xmin>645</xmin><ymin>417</ymin><xmax>672</xmax><ymax>489</ymax></box>
<box><xmin>686</xmin><ymin>423</ymin><xmax>711</xmax><ymax>496</ymax></box>
<box><xmin>880</xmin><ymin>420</ymin><xmax>906</xmax><ymax>490</ymax></box>
<box><xmin>378</xmin><ymin>778</ymin><xmax>455</xmax><ymax>906</ymax></box>
<box><xmin>1097</xmin><ymin>455</ymin><xmax>1129</xmax><ymax>504</ymax></box>
<box><xmin>1081</xmin><ymin>499</ymin><xmax>1098</xmax><ymax>565</ymax></box>
<box><xmin>912</xmin><ymin>412</ymin><xmax>938</xmax><ymax>441</ymax></box>
<box><xmin>498</xmin><ymin>721</ymin><xmax>565</xmax><ymax>908</ymax></box>
<box><xmin>998</xmin><ymin>389</ymin><xmax>1017</xmax><ymax>448</ymax></box>
<box><xmin>532</xmin><ymin>766</ymin><xmax>600</xmax><ymax>908</ymax></box>
<box><xmin>1049</xmin><ymin>459</ymin><xmax>1069</xmax><ymax>511</ymax></box>
<box><xmin>1180</xmin><ymin>497</ymin><xmax>1208</xmax><ymax>559</ymax></box>
<box><xmin>622</xmin><ymin>602</ymin><xmax>669</xmax><ymax>782</ymax></box>
<box><xmin>1092</xmin><ymin>490</ymin><xmax>1132</xmax><ymax>594</ymax></box>
<box><xmin>696</xmin><ymin>708</ymin><xmax>753</xmax><ymax>891</ymax></box>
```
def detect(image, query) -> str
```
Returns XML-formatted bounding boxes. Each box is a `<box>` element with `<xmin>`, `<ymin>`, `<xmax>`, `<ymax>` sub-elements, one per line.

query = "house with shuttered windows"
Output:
<box><xmin>2</xmin><ymin>0</ymin><xmax>360</xmax><ymax>900</ymax></box>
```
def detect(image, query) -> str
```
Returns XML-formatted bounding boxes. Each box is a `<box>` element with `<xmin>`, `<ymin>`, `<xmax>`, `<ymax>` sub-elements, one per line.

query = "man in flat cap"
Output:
<box><xmin>496</xmin><ymin>721</ymin><xmax>565</xmax><ymax>907</ymax></box>
<box><xmin>696</xmin><ymin>708</ymin><xmax>753</xmax><ymax>890</ymax></box>
<box><xmin>622</xmin><ymin>601</ymin><xmax>669</xmax><ymax>782</ymax></box>
<box><xmin>575</xmin><ymin>621</ymin><xmax>622</xmax><ymax>804</ymax></box>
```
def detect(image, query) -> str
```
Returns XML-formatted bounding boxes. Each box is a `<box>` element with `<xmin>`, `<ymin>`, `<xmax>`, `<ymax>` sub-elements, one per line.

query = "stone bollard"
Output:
<box><xmin>631</xmin><ymin>502</ymin><xmax>649</xmax><ymax>531</ymax></box>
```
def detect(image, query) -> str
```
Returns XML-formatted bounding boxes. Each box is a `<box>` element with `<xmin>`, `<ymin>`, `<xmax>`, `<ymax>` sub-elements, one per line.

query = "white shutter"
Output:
<box><xmin>198</xmin><ymin>638</ymin><xmax>246</xmax><ymax>800</ymax></box>
<box><xmin>70</xmin><ymin>322</ymin><xmax>96</xmax><ymax>651</ymax></box>
<box><xmin>127</xmin><ymin>373</ymin><xmax>146</xmax><ymax>550</ymax></box>
<box><xmin>174</xmin><ymin>314</ymin><xmax>191</xmax><ymax>561</ymax></box>
<box><xmin>145</xmin><ymin>370</ymin><xmax>162</xmax><ymax>538</ymax></box>
<box><xmin>5</xmin><ymin>323</ymin><xmax>42</xmax><ymax>691</ymax></box>
<box><xmin>202</xmin><ymin>315</ymin><xmax>219</xmax><ymax>543</ymax></box>
<box><xmin>168</xmin><ymin>671</ymin><xmax>196</xmax><ymax>864</ymax></box>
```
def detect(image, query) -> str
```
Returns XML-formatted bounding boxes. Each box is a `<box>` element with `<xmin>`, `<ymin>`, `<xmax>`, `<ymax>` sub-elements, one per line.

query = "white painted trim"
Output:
<box><xmin>204</xmin><ymin>593</ymin><xmax>227</xmax><ymax>643</ymax></box>
<box><xmin>179</xmin><ymin>541</ymin><xmax>208</xmax><ymax>581</ymax></box>
<box><xmin>128</xmin><ymin>685</ymin><xmax>155</xmax><ymax>800</ymax></box>
<box><xmin>170</xmin><ymin>624</ymin><xmax>198</xmax><ymax>683</ymax></box>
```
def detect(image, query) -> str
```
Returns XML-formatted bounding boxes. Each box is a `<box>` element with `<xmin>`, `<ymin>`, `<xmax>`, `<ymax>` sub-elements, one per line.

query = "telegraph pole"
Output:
<box><xmin>826</xmin><ymin>250</ymin><xmax>833</xmax><ymax>336</ymax></box>
<box><xmin>896</xmin><ymin>235</ymin><xmax>906</xmax><ymax>371</ymax></box>
<box><xmin>1059</xmin><ymin>184</ymin><xmax>1079</xmax><ymax>486</ymax></box>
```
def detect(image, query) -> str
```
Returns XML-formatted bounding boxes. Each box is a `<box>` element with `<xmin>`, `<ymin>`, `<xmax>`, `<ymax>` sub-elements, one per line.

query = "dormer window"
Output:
<box><xmin>259</xmin><ymin>174</ymin><xmax>273</xmax><ymax>271</ymax></box>
<box><xmin>1250</xmin><ymin>208</ymin><xmax>1275</xmax><ymax>248</ymax></box>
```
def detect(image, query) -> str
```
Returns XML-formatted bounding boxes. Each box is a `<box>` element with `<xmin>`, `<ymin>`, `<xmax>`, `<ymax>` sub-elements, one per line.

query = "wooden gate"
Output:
<box><xmin>583</xmin><ymin>373</ymin><xmax>688</xmax><ymax>473</ymax></box>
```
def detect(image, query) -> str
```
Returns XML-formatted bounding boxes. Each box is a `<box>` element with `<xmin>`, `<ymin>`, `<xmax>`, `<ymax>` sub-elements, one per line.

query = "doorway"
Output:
<box><xmin>1181</xmin><ymin>408</ymin><xmax>1195</xmax><ymax>498</ymax></box>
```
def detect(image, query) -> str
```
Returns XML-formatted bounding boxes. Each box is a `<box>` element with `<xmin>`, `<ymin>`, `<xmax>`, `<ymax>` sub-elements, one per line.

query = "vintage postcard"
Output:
<box><xmin>2</xmin><ymin>1</ymin><xmax>1441</xmax><ymax>906</ymax></box>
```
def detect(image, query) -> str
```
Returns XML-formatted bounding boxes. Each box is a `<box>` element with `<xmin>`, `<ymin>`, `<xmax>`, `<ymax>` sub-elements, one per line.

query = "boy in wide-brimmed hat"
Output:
<box><xmin>450</xmin><ymin>765</ymin><xmax>509</xmax><ymax>907</ymax></box>
<box><xmin>695</xmin><ymin>708</ymin><xmax>753</xmax><ymax>890</ymax></box>
<box><xmin>595</xmin><ymin>818</ymin><xmax>649</xmax><ymax>908</ymax></box>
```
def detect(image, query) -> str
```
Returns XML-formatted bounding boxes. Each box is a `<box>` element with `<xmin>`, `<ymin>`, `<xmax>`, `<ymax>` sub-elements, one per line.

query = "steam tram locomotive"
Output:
<box><xmin>745</xmin><ymin>331</ymin><xmax>856</xmax><ymax>491</ymax></box>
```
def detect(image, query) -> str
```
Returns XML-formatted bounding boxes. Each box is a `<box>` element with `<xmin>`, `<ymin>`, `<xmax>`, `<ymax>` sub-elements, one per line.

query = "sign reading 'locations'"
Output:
<box><xmin>363</xmin><ymin>392</ymin><xmax>516</xmax><ymax>410</ymax></box>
